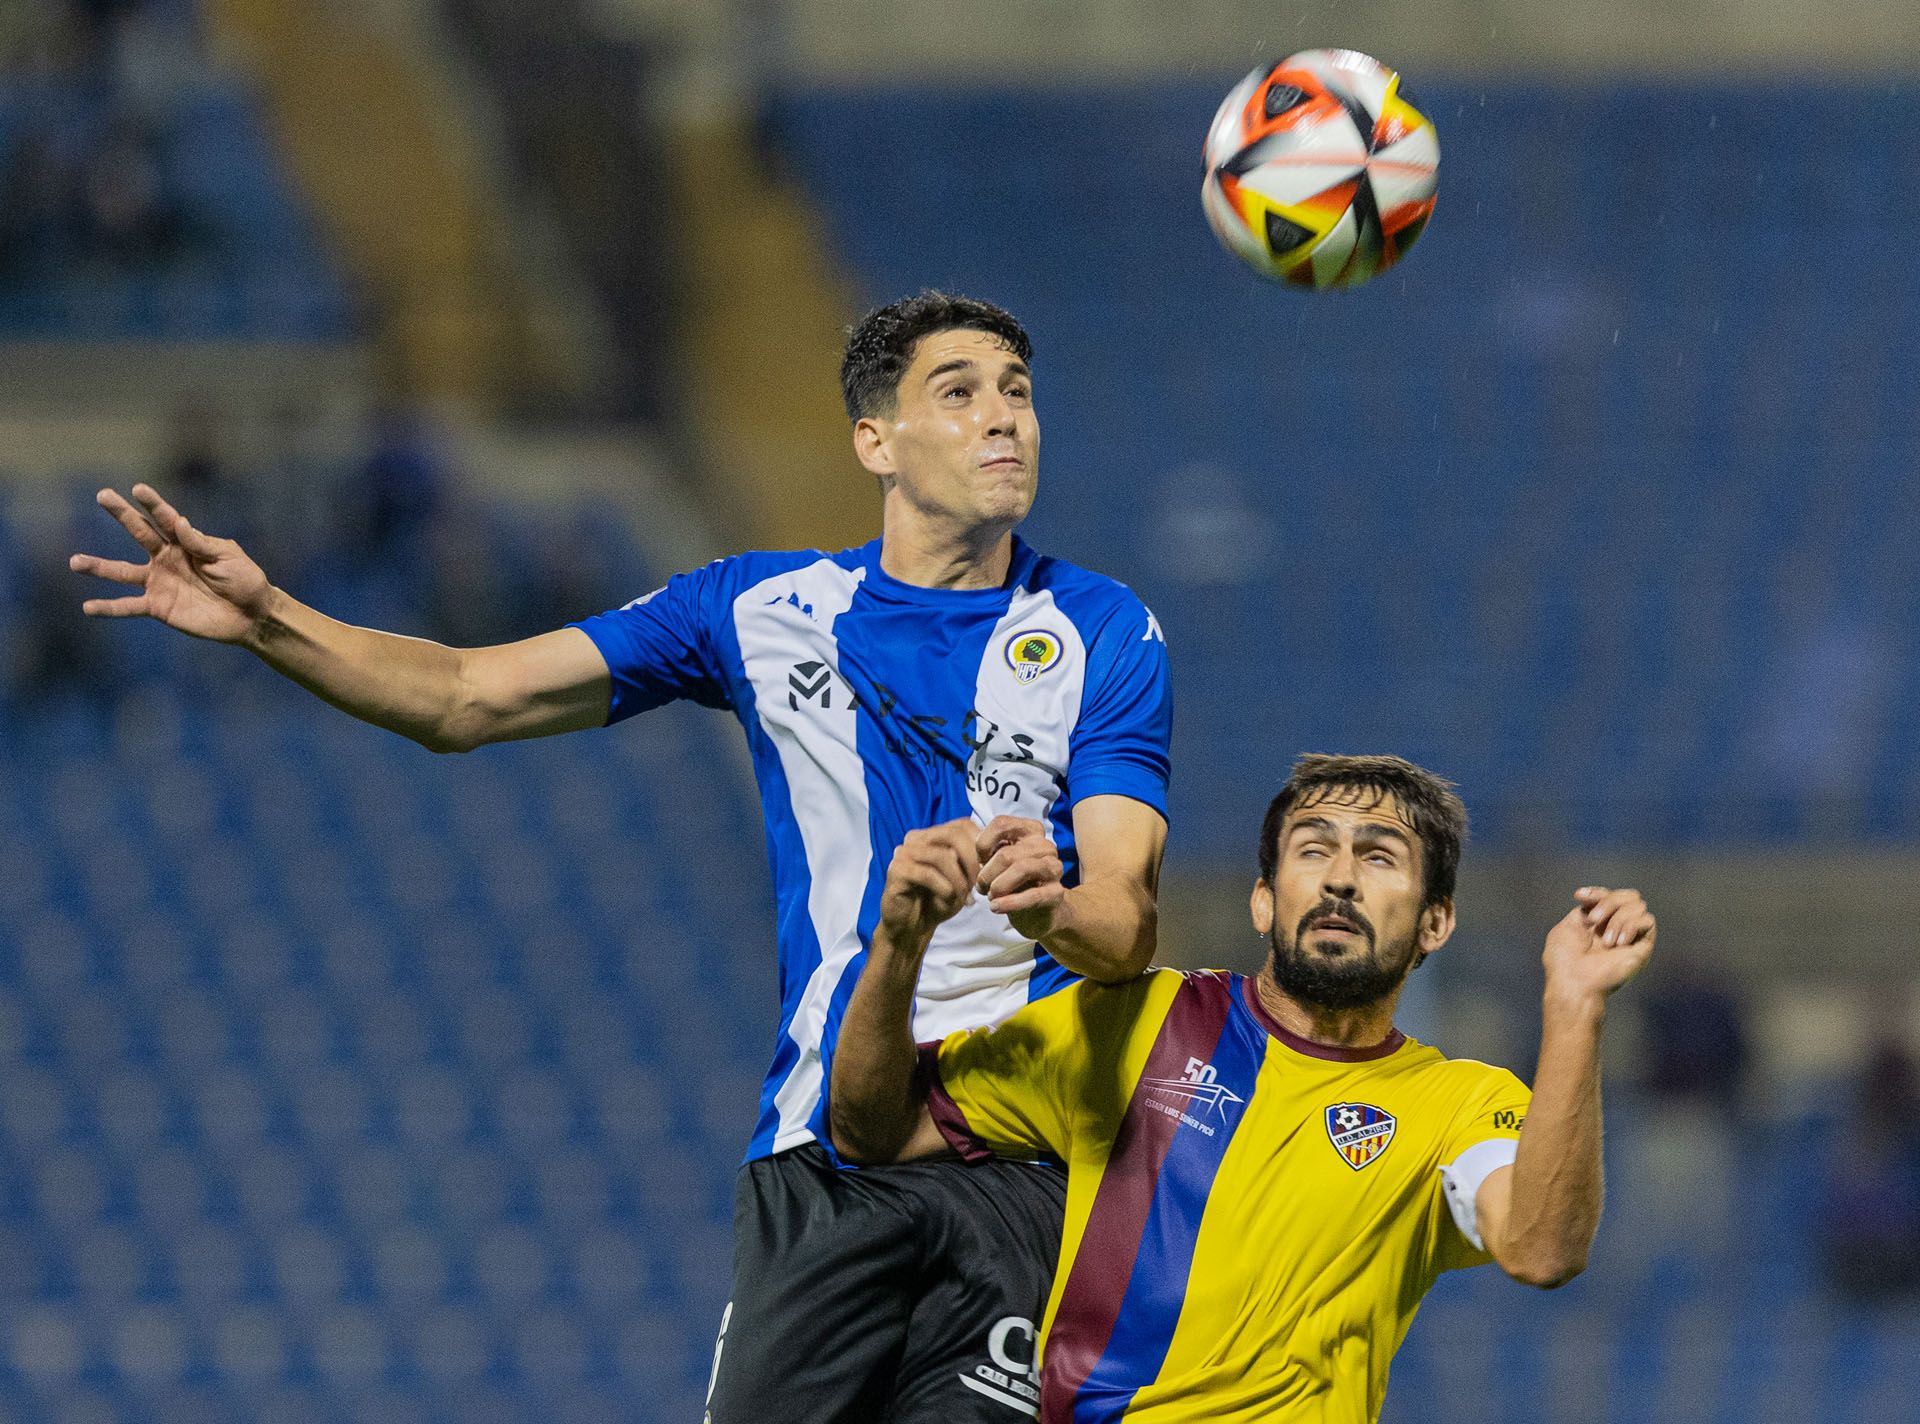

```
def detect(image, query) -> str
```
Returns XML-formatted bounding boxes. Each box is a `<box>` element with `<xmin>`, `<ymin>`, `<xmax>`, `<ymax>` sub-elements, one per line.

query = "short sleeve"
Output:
<box><xmin>1433</xmin><ymin>1068</ymin><xmax>1533</xmax><ymax>1264</ymax></box>
<box><xmin>924</xmin><ymin>985</ymin><xmax>1090</xmax><ymax>1164</ymax></box>
<box><xmin>925</xmin><ymin>972</ymin><xmax>1171</xmax><ymax>1166</ymax></box>
<box><xmin>1066</xmin><ymin>599</ymin><xmax>1171</xmax><ymax>817</ymax></box>
<box><xmin>570</xmin><ymin>561</ymin><xmax>732</xmax><ymax>721</ymax></box>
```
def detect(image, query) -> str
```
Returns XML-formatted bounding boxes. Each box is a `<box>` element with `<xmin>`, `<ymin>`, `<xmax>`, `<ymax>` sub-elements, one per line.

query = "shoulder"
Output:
<box><xmin>1025</xmin><ymin>555</ymin><xmax>1154</xmax><ymax>620</ymax></box>
<box><xmin>1022</xmin><ymin>550</ymin><xmax>1158</xmax><ymax>635</ymax></box>
<box><xmin>699</xmin><ymin>546</ymin><xmax>861</xmax><ymax>590</ymax></box>
<box><xmin>617</xmin><ymin>547</ymin><xmax>865</xmax><ymax>610</ymax></box>
<box><xmin>1397</xmin><ymin>1042</ymin><xmax>1531</xmax><ymax>1104</ymax></box>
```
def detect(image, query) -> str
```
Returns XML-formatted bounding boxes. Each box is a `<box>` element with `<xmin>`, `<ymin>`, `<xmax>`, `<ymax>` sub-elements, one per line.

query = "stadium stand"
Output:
<box><xmin>0</xmin><ymin>1</ymin><xmax>355</xmax><ymax>342</ymax></box>
<box><xmin>2</xmin><ymin>477</ymin><xmax>773</xmax><ymax>1424</ymax></box>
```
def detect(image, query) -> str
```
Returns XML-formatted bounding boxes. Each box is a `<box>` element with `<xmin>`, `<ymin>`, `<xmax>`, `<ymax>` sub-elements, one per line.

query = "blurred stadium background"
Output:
<box><xmin>3</xmin><ymin>0</ymin><xmax>1919</xmax><ymax>1420</ymax></box>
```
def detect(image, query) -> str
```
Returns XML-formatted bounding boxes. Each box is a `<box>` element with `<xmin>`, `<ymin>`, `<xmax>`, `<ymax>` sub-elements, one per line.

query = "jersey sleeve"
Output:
<box><xmin>569</xmin><ymin>560</ymin><xmax>733</xmax><ymax>720</ymax></box>
<box><xmin>922</xmin><ymin>984</ymin><xmax>1089</xmax><ymax>1163</ymax></box>
<box><xmin>1066</xmin><ymin>596</ymin><xmax>1172</xmax><ymax>817</ymax></box>
<box><xmin>924</xmin><ymin>973</ymin><xmax>1164</xmax><ymax>1163</ymax></box>
<box><xmin>1432</xmin><ymin>1066</ymin><xmax>1533</xmax><ymax>1266</ymax></box>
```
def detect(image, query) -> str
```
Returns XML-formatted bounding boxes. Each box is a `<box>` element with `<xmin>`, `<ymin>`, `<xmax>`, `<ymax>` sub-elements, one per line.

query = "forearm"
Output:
<box><xmin>1502</xmin><ymin>994</ymin><xmax>1607</xmax><ymax>1285</ymax></box>
<box><xmin>1040</xmin><ymin>875</ymin><xmax>1156</xmax><ymax>983</ymax></box>
<box><xmin>828</xmin><ymin>932</ymin><xmax>930</xmax><ymax>1163</ymax></box>
<box><xmin>245</xmin><ymin>587</ymin><xmax>478</xmax><ymax>751</ymax></box>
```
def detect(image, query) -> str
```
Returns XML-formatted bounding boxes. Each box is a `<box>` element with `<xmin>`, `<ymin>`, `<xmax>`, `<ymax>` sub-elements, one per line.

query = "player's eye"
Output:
<box><xmin>942</xmin><ymin>385</ymin><xmax>970</xmax><ymax>400</ymax></box>
<box><xmin>1006</xmin><ymin>384</ymin><xmax>1031</xmax><ymax>401</ymax></box>
<box><xmin>1365</xmin><ymin>852</ymin><xmax>1395</xmax><ymax>867</ymax></box>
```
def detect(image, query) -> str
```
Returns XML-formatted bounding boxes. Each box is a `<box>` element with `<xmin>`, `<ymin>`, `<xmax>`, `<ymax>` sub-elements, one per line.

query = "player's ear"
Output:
<box><xmin>1416</xmin><ymin>897</ymin><xmax>1455</xmax><ymax>960</ymax></box>
<box><xmin>1249</xmin><ymin>879</ymin><xmax>1275</xmax><ymax>936</ymax></box>
<box><xmin>853</xmin><ymin>417</ymin><xmax>896</xmax><ymax>479</ymax></box>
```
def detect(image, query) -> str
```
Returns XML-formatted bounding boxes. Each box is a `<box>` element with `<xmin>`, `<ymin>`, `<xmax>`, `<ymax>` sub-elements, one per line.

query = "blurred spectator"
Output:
<box><xmin>78</xmin><ymin>116</ymin><xmax>183</xmax><ymax>265</ymax></box>
<box><xmin>1638</xmin><ymin>962</ymin><xmax>1751</xmax><ymax>1110</ymax></box>
<box><xmin>347</xmin><ymin>405</ymin><xmax>449</xmax><ymax>569</ymax></box>
<box><xmin>1821</xmin><ymin>1037</ymin><xmax>1920</xmax><ymax>1302</ymax></box>
<box><xmin>253</xmin><ymin>402</ymin><xmax>351</xmax><ymax>588</ymax></box>
<box><xmin>8</xmin><ymin>500</ymin><xmax>116</xmax><ymax>704</ymax></box>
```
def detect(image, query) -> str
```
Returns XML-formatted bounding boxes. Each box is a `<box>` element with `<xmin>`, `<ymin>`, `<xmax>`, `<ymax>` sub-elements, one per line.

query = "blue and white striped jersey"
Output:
<box><xmin>574</xmin><ymin>535</ymin><xmax>1172</xmax><ymax>1160</ymax></box>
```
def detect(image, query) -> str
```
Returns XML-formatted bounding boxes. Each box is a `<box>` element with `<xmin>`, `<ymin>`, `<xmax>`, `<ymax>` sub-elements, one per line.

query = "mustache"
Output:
<box><xmin>1296</xmin><ymin>900</ymin><xmax>1375</xmax><ymax>945</ymax></box>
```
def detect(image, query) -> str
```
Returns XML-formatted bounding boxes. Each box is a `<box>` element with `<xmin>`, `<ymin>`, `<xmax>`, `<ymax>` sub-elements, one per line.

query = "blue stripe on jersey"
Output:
<box><xmin>711</xmin><ymin>592</ymin><xmax>823</xmax><ymax>1162</ymax></box>
<box><xmin>804</xmin><ymin>580</ymin><xmax>1010</xmax><ymax>1152</ymax></box>
<box><xmin>1076</xmin><ymin>980</ymin><xmax>1269</xmax><ymax>1420</ymax></box>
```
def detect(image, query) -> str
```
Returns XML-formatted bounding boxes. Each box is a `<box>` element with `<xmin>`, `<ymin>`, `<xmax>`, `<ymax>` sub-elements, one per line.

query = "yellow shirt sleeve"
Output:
<box><xmin>1431</xmin><ymin>1064</ymin><xmax>1533</xmax><ymax>1271</ymax></box>
<box><xmin>926</xmin><ymin>980</ymin><xmax>1095</xmax><ymax>1162</ymax></box>
<box><xmin>927</xmin><ymin>970</ymin><xmax>1172</xmax><ymax>1163</ymax></box>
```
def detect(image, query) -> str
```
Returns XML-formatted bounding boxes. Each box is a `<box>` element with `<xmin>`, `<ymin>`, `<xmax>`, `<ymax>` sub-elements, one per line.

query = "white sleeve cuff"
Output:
<box><xmin>1437</xmin><ymin>1138</ymin><xmax>1520</xmax><ymax>1250</ymax></box>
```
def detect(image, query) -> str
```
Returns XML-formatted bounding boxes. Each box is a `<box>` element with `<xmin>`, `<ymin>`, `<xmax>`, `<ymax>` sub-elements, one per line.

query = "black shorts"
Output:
<box><xmin>703</xmin><ymin>1143</ymin><xmax>1066</xmax><ymax>1423</ymax></box>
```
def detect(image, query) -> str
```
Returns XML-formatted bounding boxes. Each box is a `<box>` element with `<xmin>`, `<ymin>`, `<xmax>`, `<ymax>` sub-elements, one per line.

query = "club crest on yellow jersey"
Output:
<box><xmin>1325</xmin><ymin>1102</ymin><xmax>1396</xmax><ymax>1169</ymax></box>
<box><xmin>1004</xmin><ymin>629</ymin><xmax>1062</xmax><ymax>683</ymax></box>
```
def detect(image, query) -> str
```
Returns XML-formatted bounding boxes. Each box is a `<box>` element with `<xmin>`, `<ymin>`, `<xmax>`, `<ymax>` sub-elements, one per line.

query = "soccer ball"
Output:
<box><xmin>1201</xmin><ymin>50</ymin><xmax>1439</xmax><ymax>289</ymax></box>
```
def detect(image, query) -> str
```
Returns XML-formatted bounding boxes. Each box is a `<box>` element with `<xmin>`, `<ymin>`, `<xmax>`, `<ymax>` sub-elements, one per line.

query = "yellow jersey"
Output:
<box><xmin>926</xmin><ymin>967</ymin><xmax>1532</xmax><ymax>1423</ymax></box>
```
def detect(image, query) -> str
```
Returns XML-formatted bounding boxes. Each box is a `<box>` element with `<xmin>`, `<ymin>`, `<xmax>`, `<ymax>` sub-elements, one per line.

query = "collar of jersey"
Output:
<box><xmin>857</xmin><ymin>535</ymin><xmax>1037</xmax><ymax>607</ymax></box>
<box><xmin>1236</xmin><ymin>974</ymin><xmax>1408</xmax><ymax>1063</ymax></box>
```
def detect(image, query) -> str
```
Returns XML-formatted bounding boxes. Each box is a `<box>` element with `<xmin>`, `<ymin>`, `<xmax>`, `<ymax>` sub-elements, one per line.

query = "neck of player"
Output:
<box><xmin>878</xmin><ymin>505</ymin><xmax>1015</xmax><ymax>590</ymax></box>
<box><xmin>1253</xmin><ymin>970</ymin><xmax>1402</xmax><ymax>1051</ymax></box>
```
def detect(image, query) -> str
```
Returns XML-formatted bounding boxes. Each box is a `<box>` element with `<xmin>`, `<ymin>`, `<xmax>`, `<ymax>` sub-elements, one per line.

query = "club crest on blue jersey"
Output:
<box><xmin>1004</xmin><ymin>629</ymin><xmax>1062</xmax><ymax>683</ymax></box>
<box><xmin>1325</xmin><ymin>1102</ymin><xmax>1396</xmax><ymax>1170</ymax></box>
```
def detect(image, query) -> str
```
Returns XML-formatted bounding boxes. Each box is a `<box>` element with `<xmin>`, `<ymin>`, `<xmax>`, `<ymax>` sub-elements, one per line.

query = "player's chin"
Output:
<box><xmin>974</xmin><ymin>470</ymin><xmax>1036</xmax><ymax>517</ymax></box>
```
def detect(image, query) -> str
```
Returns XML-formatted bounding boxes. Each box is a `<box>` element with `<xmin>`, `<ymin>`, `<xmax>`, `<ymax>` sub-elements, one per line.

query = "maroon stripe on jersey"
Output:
<box><xmin>1240</xmin><ymin>976</ymin><xmax>1405</xmax><ymax>1061</ymax></box>
<box><xmin>1040</xmin><ymin>973</ymin><xmax>1235</xmax><ymax>1421</ymax></box>
<box><xmin>917</xmin><ymin>1043</ymin><xmax>995</xmax><ymax>1164</ymax></box>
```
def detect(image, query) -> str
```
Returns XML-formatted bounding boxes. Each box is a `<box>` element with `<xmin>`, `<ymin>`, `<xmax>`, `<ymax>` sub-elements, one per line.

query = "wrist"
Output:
<box><xmin>1541</xmin><ymin>983</ymin><xmax>1607</xmax><ymax>1030</ymax></box>
<box><xmin>241</xmin><ymin>585</ymin><xmax>289</xmax><ymax>654</ymax></box>
<box><xmin>870</xmin><ymin>925</ymin><xmax>932</xmax><ymax>977</ymax></box>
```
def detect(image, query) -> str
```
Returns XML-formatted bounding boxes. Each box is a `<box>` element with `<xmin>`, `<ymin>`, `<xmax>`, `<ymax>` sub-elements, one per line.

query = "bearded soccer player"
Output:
<box><xmin>71</xmin><ymin>293</ymin><xmax>1172</xmax><ymax>1421</ymax></box>
<box><xmin>832</xmin><ymin>754</ymin><xmax>1656</xmax><ymax>1423</ymax></box>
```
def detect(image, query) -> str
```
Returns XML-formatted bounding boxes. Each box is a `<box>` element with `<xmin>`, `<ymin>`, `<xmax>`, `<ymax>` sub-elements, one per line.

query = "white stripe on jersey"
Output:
<box><xmin>731</xmin><ymin>558</ymin><xmax>873</xmax><ymax>1152</ymax></box>
<box><xmin>911</xmin><ymin>586</ymin><xmax>1089</xmax><ymax>1043</ymax></box>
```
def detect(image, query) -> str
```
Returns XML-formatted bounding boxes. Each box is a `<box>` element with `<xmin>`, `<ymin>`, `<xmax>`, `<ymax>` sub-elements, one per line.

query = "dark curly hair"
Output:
<box><xmin>840</xmin><ymin>290</ymin><xmax>1033</xmax><ymax>421</ymax></box>
<box><xmin>1257</xmin><ymin>754</ymin><xmax>1469</xmax><ymax>908</ymax></box>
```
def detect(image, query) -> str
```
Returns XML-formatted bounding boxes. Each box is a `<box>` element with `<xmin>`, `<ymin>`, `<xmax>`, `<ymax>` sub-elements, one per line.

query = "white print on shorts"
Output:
<box><xmin>958</xmin><ymin>1314</ymin><xmax>1040</xmax><ymax>1416</ymax></box>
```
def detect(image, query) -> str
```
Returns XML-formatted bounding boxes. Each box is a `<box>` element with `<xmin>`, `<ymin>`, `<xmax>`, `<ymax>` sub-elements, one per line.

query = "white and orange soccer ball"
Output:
<box><xmin>1201</xmin><ymin>49</ymin><xmax>1440</xmax><ymax>289</ymax></box>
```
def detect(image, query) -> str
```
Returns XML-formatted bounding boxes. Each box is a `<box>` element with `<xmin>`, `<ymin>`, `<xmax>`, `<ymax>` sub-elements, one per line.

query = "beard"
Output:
<box><xmin>1267</xmin><ymin>899</ymin><xmax>1422</xmax><ymax>1011</ymax></box>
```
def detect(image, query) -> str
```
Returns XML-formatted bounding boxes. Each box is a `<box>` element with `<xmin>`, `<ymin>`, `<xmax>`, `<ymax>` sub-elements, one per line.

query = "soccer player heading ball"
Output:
<box><xmin>835</xmin><ymin>754</ymin><xmax>1657</xmax><ymax>1421</ymax></box>
<box><xmin>72</xmin><ymin>293</ymin><xmax>1173</xmax><ymax>1420</ymax></box>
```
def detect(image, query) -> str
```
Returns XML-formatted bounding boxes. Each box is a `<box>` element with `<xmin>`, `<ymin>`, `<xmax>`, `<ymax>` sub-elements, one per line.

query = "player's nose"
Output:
<box><xmin>979</xmin><ymin>390</ymin><xmax>1018</xmax><ymax>436</ymax></box>
<box><xmin>1320</xmin><ymin>850</ymin><xmax>1358</xmax><ymax>899</ymax></box>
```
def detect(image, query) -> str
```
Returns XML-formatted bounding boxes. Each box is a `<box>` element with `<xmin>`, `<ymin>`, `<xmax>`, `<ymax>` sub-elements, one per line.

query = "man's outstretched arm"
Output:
<box><xmin>1476</xmin><ymin>887</ymin><xmax>1657</xmax><ymax>1289</ymax></box>
<box><xmin>829</xmin><ymin>820</ymin><xmax>979</xmax><ymax>1165</ymax></box>
<box><xmin>71</xmin><ymin>484</ymin><xmax>611</xmax><ymax>753</ymax></box>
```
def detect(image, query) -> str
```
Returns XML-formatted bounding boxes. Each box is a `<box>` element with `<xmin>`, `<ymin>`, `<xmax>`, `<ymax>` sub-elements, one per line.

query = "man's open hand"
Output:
<box><xmin>877</xmin><ymin>820</ymin><xmax>981</xmax><ymax>954</ymax></box>
<box><xmin>976</xmin><ymin>816</ymin><xmax>1067</xmax><ymax>942</ymax></box>
<box><xmin>70</xmin><ymin>484</ymin><xmax>271</xmax><ymax>645</ymax></box>
<box><xmin>1542</xmin><ymin>887</ymin><xmax>1657</xmax><ymax>1011</ymax></box>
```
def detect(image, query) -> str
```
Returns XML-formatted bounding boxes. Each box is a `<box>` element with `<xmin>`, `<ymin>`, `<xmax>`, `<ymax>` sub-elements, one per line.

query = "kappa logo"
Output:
<box><xmin>1141</xmin><ymin>1055</ymin><xmax>1246</xmax><ymax>1121</ymax></box>
<box><xmin>1325</xmin><ymin>1102</ymin><xmax>1396</xmax><ymax>1170</ymax></box>
<box><xmin>1004</xmin><ymin>629</ymin><xmax>1062</xmax><ymax>683</ymax></box>
<box><xmin>764</xmin><ymin>590</ymin><xmax>817</xmax><ymax>620</ymax></box>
